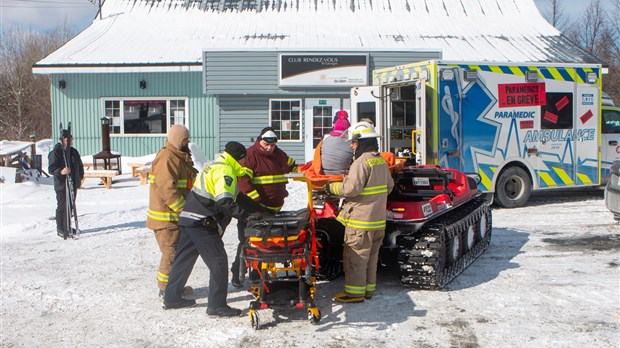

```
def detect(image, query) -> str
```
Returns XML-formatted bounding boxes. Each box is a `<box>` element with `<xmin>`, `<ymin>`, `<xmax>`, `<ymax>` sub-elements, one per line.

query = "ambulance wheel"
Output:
<box><xmin>250</xmin><ymin>311</ymin><xmax>260</xmax><ymax>330</ymax></box>
<box><xmin>495</xmin><ymin>166</ymin><xmax>531</xmax><ymax>208</ymax></box>
<box><xmin>308</xmin><ymin>307</ymin><xmax>321</xmax><ymax>325</ymax></box>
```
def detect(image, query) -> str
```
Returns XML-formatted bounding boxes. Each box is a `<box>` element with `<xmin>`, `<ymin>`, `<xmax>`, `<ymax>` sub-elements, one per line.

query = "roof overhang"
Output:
<box><xmin>32</xmin><ymin>63</ymin><xmax>202</xmax><ymax>74</ymax></box>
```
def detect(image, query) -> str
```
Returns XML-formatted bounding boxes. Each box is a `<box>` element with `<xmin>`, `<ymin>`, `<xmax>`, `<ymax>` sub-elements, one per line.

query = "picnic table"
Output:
<box><xmin>81</xmin><ymin>169</ymin><xmax>119</xmax><ymax>189</ymax></box>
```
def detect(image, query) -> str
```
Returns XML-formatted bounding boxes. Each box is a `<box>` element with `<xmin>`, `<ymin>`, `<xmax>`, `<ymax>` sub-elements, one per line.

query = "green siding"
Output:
<box><xmin>204</xmin><ymin>52</ymin><xmax>279</xmax><ymax>94</ymax></box>
<box><xmin>49</xmin><ymin>51</ymin><xmax>440</xmax><ymax>160</ymax></box>
<box><xmin>50</xmin><ymin>72</ymin><xmax>218</xmax><ymax>158</ymax></box>
<box><xmin>220</xmin><ymin>95</ymin><xmax>342</xmax><ymax>163</ymax></box>
<box><xmin>204</xmin><ymin>51</ymin><xmax>441</xmax><ymax>95</ymax></box>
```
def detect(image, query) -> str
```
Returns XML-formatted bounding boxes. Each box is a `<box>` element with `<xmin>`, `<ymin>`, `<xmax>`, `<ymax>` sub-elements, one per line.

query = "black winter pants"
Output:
<box><xmin>231</xmin><ymin>218</ymin><xmax>248</xmax><ymax>278</ymax></box>
<box><xmin>165</xmin><ymin>225</ymin><xmax>229</xmax><ymax>310</ymax></box>
<box><xmin>55</xmin><ymin>188</ymin><xmax>77</xmax><ymax>231</ymax></box>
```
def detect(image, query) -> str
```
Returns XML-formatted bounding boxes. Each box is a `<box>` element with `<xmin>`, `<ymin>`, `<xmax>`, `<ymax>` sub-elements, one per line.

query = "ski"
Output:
<box><xmin>60</xmin><ymin>122</ymin><xmax>80</xmax><ymax>239</ymax></box>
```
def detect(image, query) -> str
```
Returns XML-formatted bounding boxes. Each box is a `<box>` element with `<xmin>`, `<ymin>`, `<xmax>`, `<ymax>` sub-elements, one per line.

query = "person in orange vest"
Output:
<box><xmin>146</xmin><ymin>125</ymin><xmax>198</xmax><ymax>300</ymax></box>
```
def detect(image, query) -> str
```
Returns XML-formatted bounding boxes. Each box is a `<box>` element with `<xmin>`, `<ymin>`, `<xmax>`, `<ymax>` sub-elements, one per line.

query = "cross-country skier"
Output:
<box><xmin>48</xmin><ymin>129</ymin><xmax>84</xmax><ymax>238</ymax></box>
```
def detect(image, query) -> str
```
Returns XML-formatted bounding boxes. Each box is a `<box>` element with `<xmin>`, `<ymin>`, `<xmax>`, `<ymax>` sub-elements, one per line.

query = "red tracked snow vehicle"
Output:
<box><xmin>311</xmin><ymin>161</ymin><xmax>492</xmax><ymax>290</ymax></box>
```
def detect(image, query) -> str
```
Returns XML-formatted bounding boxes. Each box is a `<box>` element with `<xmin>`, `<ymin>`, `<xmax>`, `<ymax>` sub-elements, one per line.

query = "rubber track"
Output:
<box><xmin>397</xmin><ymin>196</ymin><xmax>492</xmax><ymax>290</ymax></box>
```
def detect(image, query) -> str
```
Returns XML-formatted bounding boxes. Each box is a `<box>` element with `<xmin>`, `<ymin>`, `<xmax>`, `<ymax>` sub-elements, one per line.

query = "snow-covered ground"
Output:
<box><xmin>0</xmin><ymin>142</ymin><xmax>618</xmax><ymax>347</ymax></box>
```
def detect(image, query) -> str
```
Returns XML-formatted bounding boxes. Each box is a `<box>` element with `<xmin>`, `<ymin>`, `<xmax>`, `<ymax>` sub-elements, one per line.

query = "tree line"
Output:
<box><xmin>0</xmin><ymin>26</ymin><xmax>75</xmax><ymax>141</ymax></box>
<box><xmin>541</xmin><ymin>0</ymin><xmax>620</xmax><ymax>102</ymax></box>
<box><xmin>1</xmin><ymin>0</ymin><xmax>619</xmax><ymax>141</ymax></box>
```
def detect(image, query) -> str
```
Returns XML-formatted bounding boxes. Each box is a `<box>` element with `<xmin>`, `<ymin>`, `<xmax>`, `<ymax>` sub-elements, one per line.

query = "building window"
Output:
<box><xmin>170</xmin><ymin>100</ymin><xmax>186</xmax><ymax>127</ymax></box>
<box><xmin>104</xmin><ymin>100</ymin><xmax>121</xmax><ymax>133</ymax></box>
<box><xmin>103</xmin><ymin>98</ymin><xmax>188</xmax><ymax>135</ymax></box>
<box><xmin>270</xmin><ymin>99</ymin><xmax>301</xmax><ymax>141</ymax></box>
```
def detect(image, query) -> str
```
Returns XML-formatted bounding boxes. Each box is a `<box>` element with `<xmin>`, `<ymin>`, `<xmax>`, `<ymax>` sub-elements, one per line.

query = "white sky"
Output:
<box><xmin>0</xmin><ymin>0</ymin><xmax>616</xmax><ymax>33</ymax></box>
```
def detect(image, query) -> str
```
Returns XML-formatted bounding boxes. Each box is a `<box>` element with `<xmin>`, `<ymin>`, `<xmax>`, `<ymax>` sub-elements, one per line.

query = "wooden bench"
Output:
<box><xmin>137</xmin><ymin>166</ymin><xmax>151</xmax><ymax>185</ymax></box>
<box><xmin>81</xmin><ymin>169</ymin><xmax>118</xmax><ymax>189</ymax></box>
<box><xmin>127</xmin><ymin>162</ymin><xmax>151</xmax><ymax>178</ymax></box>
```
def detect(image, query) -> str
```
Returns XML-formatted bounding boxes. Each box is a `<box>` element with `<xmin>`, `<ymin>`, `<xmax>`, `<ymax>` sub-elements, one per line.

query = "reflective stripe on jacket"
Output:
<box><xmin>237</xmin><ymin>140</ymin><xmax>296</xmax><ymax>210</ymax></box>
<box><xmin>178</xmin><ymin>152</ymin><xmax>251</xmax><ymax>229</ymax></box>
<box><xmin>328</xmin><ymin>152</ymin><xmax>394</xmax><ymax>230</ymax></box>
<box><xmin>146</xmin><ymin>141</ymin><xmax>198</xmax><ymax>230</ymax></box>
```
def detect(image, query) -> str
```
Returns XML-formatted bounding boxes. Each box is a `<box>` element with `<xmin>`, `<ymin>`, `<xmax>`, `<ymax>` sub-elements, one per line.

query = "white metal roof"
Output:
<box><xmin>33</xmin><ymin>0</ymin><xmax>600</xmax><ymax>74</ymax></box>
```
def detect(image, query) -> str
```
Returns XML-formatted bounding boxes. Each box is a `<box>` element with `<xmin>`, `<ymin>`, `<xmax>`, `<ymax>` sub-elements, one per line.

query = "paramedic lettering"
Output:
<box><xmin>494</xmin><ymin>111</ymin><xmax>535</xmax><ymax>118</ymax></box>
<box><xmin>498</xmin><ymin>82</ymin><xmax>546</xmax><ymax>108</ymax></box>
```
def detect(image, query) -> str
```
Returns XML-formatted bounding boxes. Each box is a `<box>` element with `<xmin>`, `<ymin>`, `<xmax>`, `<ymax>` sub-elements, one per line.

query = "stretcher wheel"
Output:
<box><xmin>250</xmin><ymin>310</ymin><xmax>260</xmax><ymax>330</ymax></box>
<box><xmin>308</xmin><ymin>307</ymin><xmax>321</xmax><ymax>325</ymax></box>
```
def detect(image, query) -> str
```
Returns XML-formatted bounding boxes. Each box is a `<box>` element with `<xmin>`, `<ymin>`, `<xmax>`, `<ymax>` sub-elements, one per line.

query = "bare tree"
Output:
<box><xmin>609</xmin><ymin>0</ymin><xmax>620</xmax><ymax>62</ymax></box>
<box><xmin>541</xmin><ymin>0</ymin><xmax>571</xmax><ymax>32</ymax></box>
<box><xmin>558</xmin><ymin>0</ymin><xmax>619</xmax><ymax>104</ymax></box>
<box><xmin>0</xmin><ymin>25</ymin><xmax>74</xmax><ymax>141</ymax></box>
<box><xmin>601</xmin><ymin>0</ymin><xmax>620</xmax><ymax>103</ymax></box>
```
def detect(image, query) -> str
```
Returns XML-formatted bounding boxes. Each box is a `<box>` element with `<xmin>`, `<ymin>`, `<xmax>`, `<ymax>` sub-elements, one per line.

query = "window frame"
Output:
<box><xmin>269</xmin><ymin>98</ymin><xmax>302</xmax><ymax>142</ymax></box>
<box><xmin>101</xmin><ymin>97</ymin><xmax>189</xmax><ymax>136</ymax></box>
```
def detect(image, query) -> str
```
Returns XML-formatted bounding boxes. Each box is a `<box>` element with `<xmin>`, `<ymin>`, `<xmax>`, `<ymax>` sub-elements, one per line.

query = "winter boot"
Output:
<box><xmin>181</xmin><ymin>286</ymin><xmax>193</xmax><ymax>297</ymax></box>
<box><xmin>206</xmin><ymin>305</ymin><xmax>242</xmax><ymax>317</ymax></box>
<box><xmin>162</xmin><ymin>298</ymin><xmax>196</xmax><ymax>310</ymax></box>
<box><xmin>230</xmin><ymin>267</ymin><xmax>242</xmax><ymax>288</ymax></box>
<box><xmin>333</xmin><ymin>291</ymin><xmax>365</xmax><ymax>303</ymax></box>
<box><xmin>57</xmin><ymin>227</ymin><xmax>75</xmax><ymax>239</ymax></box>
<box><xmin>159</xmin><ymin>286</ymin><xmax>193</xmax><ymax>300</ymax></box>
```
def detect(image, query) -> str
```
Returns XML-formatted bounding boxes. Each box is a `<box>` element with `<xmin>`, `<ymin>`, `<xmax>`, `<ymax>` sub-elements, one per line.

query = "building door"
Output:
<box><xmin>304</xmin><ymin>98</ymin><xmax>341</xmax><ymax>162</ymax></box>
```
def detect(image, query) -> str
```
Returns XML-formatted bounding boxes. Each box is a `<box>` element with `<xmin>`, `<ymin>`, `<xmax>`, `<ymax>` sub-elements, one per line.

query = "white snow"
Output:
<box><xmin>1</xmin><ymin>141</ymin><xmax>618</xmax><ymax>347</ymax></box>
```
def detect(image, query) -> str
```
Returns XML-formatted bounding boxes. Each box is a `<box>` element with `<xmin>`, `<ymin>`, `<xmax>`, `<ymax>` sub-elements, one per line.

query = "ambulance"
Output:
<box><xmin>350</xmin><ymin>60</ymin><xmax>603</xmax><ymax>207</ymax></box>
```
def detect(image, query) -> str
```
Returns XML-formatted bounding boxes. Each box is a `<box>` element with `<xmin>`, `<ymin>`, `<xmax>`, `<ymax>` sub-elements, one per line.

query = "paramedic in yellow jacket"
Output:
<box><xmin>324</xmin><ymin>121</ymin><xmax>394</xmax><ymax>303</ymax></box>
<box><xmin>146</xmin><ymin>124</ymin><xmax>198</xmax><ymax>299</ymax></box>
<box><xmin>163</xmin><ymin>142</ymin><xmax>266</xmax><ymax>316</ymax></box>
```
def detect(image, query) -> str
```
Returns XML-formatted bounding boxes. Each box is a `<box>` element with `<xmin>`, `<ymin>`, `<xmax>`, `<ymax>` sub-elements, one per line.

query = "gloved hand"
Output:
<box><xmin>323</xmin><ymin>183</ymin><xmax>333</xmax><ymax>196</ymax></box>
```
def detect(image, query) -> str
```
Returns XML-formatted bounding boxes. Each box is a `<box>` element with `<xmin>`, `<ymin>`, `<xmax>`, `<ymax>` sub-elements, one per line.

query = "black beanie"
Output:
<box><xmin>61</xmin><ymin>129</ymin><xmax>72</xmax><ymax>139</ymax></box>
<box><xmin>225</xmin><ymin>141</ymin><xmax>246</xmax><ymax>160</ymax></box>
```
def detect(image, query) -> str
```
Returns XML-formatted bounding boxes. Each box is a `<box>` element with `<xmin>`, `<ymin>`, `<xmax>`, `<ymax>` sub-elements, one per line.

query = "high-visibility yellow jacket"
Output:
<box><xmin>327</xmin><ymin>151</ymin><xmax>394</xmax><ymax>230</ymax></box>
<box><xmin>146</xmin><ymin>141</ymin><xmax>198</xmax><ymax>230</ymax></box>
<box><xmin>178</xmin><ymin>152</ymin><xmax>258</xmax><ymax>230</ymax></box>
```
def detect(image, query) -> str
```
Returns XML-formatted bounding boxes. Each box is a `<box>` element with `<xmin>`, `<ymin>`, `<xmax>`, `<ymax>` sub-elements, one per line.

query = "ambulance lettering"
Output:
<box><xmin>523</xmin><ymin>129</ymin><xmax>596</xmax><ymax>143</ymax></box>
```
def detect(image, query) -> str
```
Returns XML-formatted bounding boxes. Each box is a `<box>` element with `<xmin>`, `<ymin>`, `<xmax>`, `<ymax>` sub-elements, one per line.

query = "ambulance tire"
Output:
<box><xmin>494</xmin><ymin>166</ymin><xmax>531</xmax><ymax>208</ymax></box>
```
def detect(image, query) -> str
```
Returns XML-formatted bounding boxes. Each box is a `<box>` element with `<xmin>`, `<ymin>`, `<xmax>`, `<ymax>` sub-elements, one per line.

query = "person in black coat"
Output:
<box><xmin>48</xmin><ymin>129</ymin><xmax>84</xmax><ymax>238</ymax></box>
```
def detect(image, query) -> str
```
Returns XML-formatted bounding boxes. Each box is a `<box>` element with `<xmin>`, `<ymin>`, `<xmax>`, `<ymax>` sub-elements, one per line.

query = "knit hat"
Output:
<box><xmin>329</xmin><ymin>110</ymin><xmax>351</xmax><ymax>137</ymax></box>
<box><xmin>224</xmin><ymin>141</ymin><xmax>246</xmax><ymax>160</ymax></box>
<box><xmin>168</xmin><ymin>124</ymin><xmax>189</xmax><ymax>150</ymax></box>
<box><xmin>258</xmin><ymin>127</ymin><xmax>278</xmax><ymax>144</ymax></box>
